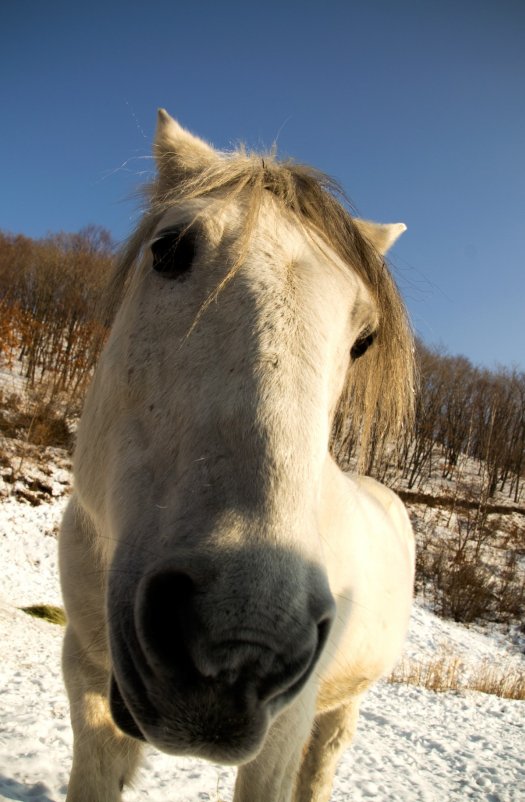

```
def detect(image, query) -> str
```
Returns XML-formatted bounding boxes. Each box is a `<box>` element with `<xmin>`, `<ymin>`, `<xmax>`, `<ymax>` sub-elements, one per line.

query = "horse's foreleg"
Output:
<box><xmin>293</xmin><ymin>697</ymin><xmax>361</xmax><ymax>802</ymax></box>
<box><xmin>233</xmin><ymin>688</ymin><xmax>316</xmax><ymax>802</ymax></box>
<box><xmin>63</xmin><ymin>626</ymin><xmax>142</xmax><ymax>802</ymax></box>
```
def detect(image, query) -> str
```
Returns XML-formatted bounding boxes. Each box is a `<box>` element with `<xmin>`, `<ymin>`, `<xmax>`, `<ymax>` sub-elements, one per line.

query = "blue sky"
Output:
<box><xmin>2</xmin><ymin>0</ymin><xmax>524</xmax><ymax>370</ymax></box>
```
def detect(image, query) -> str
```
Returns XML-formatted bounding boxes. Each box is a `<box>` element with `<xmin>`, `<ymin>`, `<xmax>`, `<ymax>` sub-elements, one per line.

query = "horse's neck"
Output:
<box><xmin>318</xmin><ymin>457</ymin><xmax>358</xmax><ymax>542</ymax></box>
<box><xmin>319</xmin><ymin>456</ymin><xmax>413</xmax><ymax>573</ymax></box>
<box><xmin>319</xmin><ymin>456</ymin><xmax>414</xmax><ymax>680</ymax></box>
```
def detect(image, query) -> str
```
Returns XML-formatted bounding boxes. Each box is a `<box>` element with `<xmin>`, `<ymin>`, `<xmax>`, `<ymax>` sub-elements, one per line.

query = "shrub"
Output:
<box><xmin>434</xmin><ymin>557</ymin><xmax>495</xmax><ymax>624</ymax></box>
<box><xmin>0</xmin><ymin>386</ymin><xmax>72</xmax><ymax>450</ymax></box>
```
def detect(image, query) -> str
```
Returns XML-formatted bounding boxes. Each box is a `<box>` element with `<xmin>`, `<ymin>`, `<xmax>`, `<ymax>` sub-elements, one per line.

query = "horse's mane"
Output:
<box><xmin>108</xmin><ymin>149</ymin><xmax>416</xmax><ymax>465</ymax></box>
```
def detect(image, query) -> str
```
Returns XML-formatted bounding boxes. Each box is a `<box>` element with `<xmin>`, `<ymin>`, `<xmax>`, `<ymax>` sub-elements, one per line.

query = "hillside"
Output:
<box><xmin>1</xmin><ymin>437</ymin><xmax>524</xmax><ymax>801</ymax></box>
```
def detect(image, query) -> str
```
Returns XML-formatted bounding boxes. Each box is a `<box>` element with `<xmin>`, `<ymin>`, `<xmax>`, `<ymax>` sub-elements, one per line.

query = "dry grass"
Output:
<box><xmin>467</xmin><ymin>659</ymin><xmax>525</xmax><ymax>700</ymax></box>
<box><xmin>389</xmin><ymin>652</ymin><xmax>525</xmax><ymax>700</ymax></box>
<box><xmin>21</xmin><ymin>604</ymin><xmax>67</xmax><ymax>626</ymax></box>
<box><xmin>389</xmin><ymin>653</ymin><xmax>462</xmax><ymax>694</ymax></box>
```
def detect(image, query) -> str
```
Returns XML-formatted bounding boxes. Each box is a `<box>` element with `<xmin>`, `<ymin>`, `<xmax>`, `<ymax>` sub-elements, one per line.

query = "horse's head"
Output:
<box><xmin>75</xmin><ymin>111</ymin><xmax>411</xmax><ymax>762</ymax></box>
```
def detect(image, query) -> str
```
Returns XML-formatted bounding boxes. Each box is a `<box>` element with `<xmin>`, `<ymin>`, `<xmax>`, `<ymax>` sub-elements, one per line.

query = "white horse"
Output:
<box><xmin>59</xmin><ymin>110</ymin><xmax>416</xmax><ymax>802</ymax></box>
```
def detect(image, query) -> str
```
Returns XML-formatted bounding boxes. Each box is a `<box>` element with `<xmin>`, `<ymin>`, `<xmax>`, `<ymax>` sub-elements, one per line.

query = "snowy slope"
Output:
<box><xmin>1</xmin><ymin>494</ymin><xmax>524</xmax><ymax>802</ymax></box>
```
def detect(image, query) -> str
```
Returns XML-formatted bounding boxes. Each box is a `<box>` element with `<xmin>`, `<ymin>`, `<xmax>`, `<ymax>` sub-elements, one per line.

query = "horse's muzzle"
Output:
<box><xmin>108</xmin><ymin>552</ymin><xmax>335</xmax><ymax>761</ymax></box>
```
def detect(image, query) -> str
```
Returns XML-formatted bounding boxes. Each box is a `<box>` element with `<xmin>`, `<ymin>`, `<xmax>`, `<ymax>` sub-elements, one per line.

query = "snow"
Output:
<box><xmin>1</xmin><ymin>483</ymin><xmax>524</xmax><ymax>801</ymax></box>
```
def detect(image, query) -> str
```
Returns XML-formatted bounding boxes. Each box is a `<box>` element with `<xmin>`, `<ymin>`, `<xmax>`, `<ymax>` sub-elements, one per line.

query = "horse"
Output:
<box><xmin>59</xmin><ymin>109</ymin><xmax>416</xmax><ymax>802</ymax></box>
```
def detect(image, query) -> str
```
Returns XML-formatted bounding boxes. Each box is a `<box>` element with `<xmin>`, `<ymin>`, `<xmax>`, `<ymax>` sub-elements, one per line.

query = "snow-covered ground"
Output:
<box><xmin>1</xmin><ymin>489</ymin><xmax>524</xmax><ymax>801</ymax></box>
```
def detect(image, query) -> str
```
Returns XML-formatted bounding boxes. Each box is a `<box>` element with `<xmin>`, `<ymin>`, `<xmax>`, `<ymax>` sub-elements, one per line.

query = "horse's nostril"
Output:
<box><xmin>136</xmin><ymin>566</ymin><xmax>335</xmax><ymax>712</ymax></box>
<box><xmin>317</xmin><ymin>614</ymin><xmax>333</xmax><ymax>655</ymax></box>
<box><xmin>138</xmin><ymin>570</ymin><xmax>195</xmax><ymax>668</ymax></box>
<box><xmin>109</xmin><ymin>674</ymin><xmax>145</xmax><ymax>742</ymax></box>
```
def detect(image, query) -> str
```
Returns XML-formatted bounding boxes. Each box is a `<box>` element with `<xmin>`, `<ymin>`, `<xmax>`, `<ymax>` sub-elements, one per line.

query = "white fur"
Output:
<box><xmin>60</xmin><ymin>113</ymin><xmax>414</xmax><ymax>802</ymax></box>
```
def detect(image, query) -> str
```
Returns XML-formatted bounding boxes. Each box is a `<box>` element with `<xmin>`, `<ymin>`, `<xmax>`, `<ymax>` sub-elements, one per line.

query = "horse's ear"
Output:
<box><xmin>353</xmin><ymin>220</ymin><xmax>407</xmax><ymax>255</ymax></box>
<box><xmin>154</xmin><ymin>109</ymin><xmax>218</xmax><ymax>183</ymax></box>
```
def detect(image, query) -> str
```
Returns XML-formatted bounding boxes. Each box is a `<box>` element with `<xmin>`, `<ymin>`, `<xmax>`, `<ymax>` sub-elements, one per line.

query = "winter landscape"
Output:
<box><xmin>0</xmin><ymin>408</ymin><xmax>524</xmax><ymax>801</ymax></box>
<box><xmin>3</xmin><ymin>4</ymin><xmax>524</xmax><ymax>800</ymax></box>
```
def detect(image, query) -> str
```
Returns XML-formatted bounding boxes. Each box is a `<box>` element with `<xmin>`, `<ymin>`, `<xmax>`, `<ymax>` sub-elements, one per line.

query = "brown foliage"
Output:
<box><xmin>0</xmin><ymin>226</ymin><xmax>112</xmax><ymax>410</ymax></box>
<box><xmin>0</xmin><ymin>387</ymin><xmax>72</xmax><ymax>450</ymax></box>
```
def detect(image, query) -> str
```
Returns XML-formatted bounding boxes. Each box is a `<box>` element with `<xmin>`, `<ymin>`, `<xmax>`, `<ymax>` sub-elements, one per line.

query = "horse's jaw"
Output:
<box><xmin>109</xmin><ymin>666</ymin><xmax>274</xmax><ymax>764</ymax></box>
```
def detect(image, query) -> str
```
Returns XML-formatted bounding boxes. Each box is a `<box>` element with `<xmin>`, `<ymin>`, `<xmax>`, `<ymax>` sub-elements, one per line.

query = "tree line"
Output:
<box><xmin>334</xmin><ymin>342</ymin><xmax>525</xmax><ymax>504</ymax></box>
<box><xmin>1</xmin><ymin>227</ymin><xmax>524</xmax><ymax>503</ymax></box>
<box><xmin>399</xmin><ymin>345</ymin><xmax>525</xmax><ymax>502</ymax></box>
<box><xmin>0</xmin><ymin>226</ymin><xmax>111</xmax><ymax>410</ymax></box>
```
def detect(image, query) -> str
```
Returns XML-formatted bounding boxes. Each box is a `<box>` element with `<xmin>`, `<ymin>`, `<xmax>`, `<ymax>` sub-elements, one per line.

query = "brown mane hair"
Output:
<box><xmin>107</xmin><ymin>148</ymin><xmax>415</xmax><ymax>466</ymax></box>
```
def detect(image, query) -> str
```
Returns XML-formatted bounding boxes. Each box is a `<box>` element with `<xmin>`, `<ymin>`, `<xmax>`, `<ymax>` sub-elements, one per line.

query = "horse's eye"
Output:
<box><xmin>351</xmin><ymin>331</ymin><xmax>376</xmax><ymax>360</ymax></box>
<box><xmin>151</xmin><ymin>230</ymin><xmax>196</xmax><ymax>279</ymax></box>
